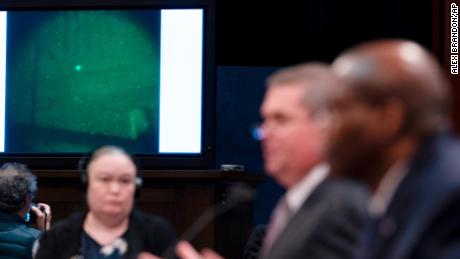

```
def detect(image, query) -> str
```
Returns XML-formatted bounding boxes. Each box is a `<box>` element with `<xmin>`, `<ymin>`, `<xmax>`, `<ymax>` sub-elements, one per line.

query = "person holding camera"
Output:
<box><xmin>0</xmin><ymin>163</ymin><xmax>51</xmax><ymax>258</ymax></box>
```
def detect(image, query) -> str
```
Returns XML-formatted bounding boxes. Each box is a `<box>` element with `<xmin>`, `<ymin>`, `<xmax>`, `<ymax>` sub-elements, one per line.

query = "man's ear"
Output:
<box><xmin>18</xmin><ymin>194</ymin><xmax>31</xmax><ymax>218</ymax></box>
<box><xmin>380</xmin><ymin>98</ymin><xmax>406</xmax><ymax>139</ymax></box>
<box><xmin>24</xmin><ymin>194</ymin><xmax>31</xmax><ymax>208</ymax></box>
<box><xmin>314</xmin><ymin>111</ymin><xmax>331</xmax><ymax>132</ymax></box>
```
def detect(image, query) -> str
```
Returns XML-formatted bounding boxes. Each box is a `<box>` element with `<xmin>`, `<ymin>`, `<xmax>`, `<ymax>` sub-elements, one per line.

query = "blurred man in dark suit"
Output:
<box><xmin>328</xmin><ymin>39</ymin><xmax>460</xmax><ymax>259</ymax></box>
<box><xmin>175</xmin><ymin>63</ymin><xmax>369</xmax><ymax>259</ymax></box>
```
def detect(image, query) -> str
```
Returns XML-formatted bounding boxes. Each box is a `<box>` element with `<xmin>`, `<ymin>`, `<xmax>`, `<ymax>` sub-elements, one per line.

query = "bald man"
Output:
<box><xmin>329</xmin><ymin>39</ymin><xmax>460</xmax><ymax>259</ymax></box>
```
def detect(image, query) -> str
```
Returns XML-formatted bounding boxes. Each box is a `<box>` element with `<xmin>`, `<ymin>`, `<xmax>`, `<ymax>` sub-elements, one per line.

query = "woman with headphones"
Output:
<box><xmin>35</xmin><ymin>146</ymin><xmax>176</xmax><ymax>259</ymax></box>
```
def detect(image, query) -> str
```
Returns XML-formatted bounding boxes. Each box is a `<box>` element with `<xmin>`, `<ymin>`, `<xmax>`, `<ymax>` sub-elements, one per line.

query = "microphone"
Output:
<box><xmin>162</xmin><ymin>183</ymin><xmax>255</xmax><ymax>258</ymax></box>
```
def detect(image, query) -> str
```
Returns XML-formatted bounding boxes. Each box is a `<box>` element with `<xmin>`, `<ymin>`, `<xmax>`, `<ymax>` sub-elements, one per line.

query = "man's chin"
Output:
<box><xmin>263</xmin><ymin>164</ymin><xmax>279</xmax><ymax>177</ymax></box>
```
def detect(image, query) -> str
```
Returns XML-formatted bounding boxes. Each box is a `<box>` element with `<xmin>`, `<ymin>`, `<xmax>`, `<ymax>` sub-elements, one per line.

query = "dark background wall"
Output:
<box><xmin>213</xmin><ymin>0</ymin><xmax>439</xmax><ymax>225</ymax></box>
<box><xmin>215</xmin><ymin>66</ymin><xmax>283</xmax><ymax>225</ymax></box>
<box><xmin>215</xmin><ymin>0</ymin><xmax>435</xmax><ymax>66</ymax></box>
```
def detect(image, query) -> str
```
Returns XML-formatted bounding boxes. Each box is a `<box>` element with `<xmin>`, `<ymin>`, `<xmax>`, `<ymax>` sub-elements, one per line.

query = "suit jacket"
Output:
<box><xmin>358</xmin><ymin>132</ymin><xmax>460</xmax><ymax>259</ymax></box>
<box><xmin>252</xmin><ymin>179</ymin><xmax>369</xmax><ymax>259</ymax></box>
<box><xmin>243</xmin><ymin>225</ymin><xmax>266</xmax><ymax>259</ymax></box>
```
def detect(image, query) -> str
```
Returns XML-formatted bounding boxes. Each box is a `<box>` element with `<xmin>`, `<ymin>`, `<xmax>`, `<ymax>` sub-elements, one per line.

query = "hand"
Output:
<box><xmin>30</xmin><ymin>203</ymin><xmax>52</xmax><ymax>231</ymax></box>
<box><xmin>137</xmin><ymin>252</ymin><xmax>161</xmax><ymax>259</ymax></box>
<box><xmin>176</xmin><ymin>241</ymin><xmax>224</xmax><ymax>259</ymax></box>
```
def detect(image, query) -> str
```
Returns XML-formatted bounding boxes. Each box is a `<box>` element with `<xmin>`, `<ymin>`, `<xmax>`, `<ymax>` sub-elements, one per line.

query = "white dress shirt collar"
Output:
<box><xmin>369</xmin><ymin>160</ymin><xmax>409</xmax><ymax>218</ymax></box>
<box><xmin>285</xmin><ymin>163</ymin><xmax>329</xmax><ymax>214</ymax></box>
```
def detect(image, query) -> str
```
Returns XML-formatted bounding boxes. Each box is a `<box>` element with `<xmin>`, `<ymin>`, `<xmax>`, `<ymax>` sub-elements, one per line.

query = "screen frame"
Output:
<box><xmin>0</xmin><ymin>0</ymin><xmax>216</xmax><ymax>169</ymax></box>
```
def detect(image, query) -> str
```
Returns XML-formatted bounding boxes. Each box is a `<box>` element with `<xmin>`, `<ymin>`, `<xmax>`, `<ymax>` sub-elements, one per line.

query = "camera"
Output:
<box><xmin>26</xmin><ymin>203</ymin><xmax>46</xmax><ymax>224</ymax></box>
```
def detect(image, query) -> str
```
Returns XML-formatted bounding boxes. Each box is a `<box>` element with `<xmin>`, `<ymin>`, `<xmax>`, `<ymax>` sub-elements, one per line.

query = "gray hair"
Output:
<box><xmin>267</xmin><ymin>62</ymin><xmax>342</xmax><ymax>115</ymax></box>
<box><xmin>0</xmin><ymin>163</ymin><xmax>37</xmax><ymax>213</ymax></box>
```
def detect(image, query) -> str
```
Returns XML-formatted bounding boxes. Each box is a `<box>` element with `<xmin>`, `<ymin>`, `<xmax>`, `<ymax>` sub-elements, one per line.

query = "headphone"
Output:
<box><xmin>78</xmin><ymin>146</ymin><xmax>143</xmax><ymax>199</ymax></box>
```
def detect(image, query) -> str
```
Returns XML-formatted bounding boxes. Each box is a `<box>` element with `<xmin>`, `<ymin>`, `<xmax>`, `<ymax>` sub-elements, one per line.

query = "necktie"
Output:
<box><xmin>260</xmin><ymin>197</ymin><xmax>292</xmax><ymax>258</ymax></box>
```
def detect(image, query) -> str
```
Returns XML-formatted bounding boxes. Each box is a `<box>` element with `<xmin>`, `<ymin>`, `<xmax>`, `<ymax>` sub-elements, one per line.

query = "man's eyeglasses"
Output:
<box><xmin>251</xmin><ymin>123</ymin><xmax>264</xmax><ymax>141</ymax></box>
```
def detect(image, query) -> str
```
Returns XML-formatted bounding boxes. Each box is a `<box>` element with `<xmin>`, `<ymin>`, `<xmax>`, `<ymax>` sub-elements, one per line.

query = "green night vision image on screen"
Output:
<box><xmin>1</xmin><ymin>8</ymin><xmax>205</xmax><ymax>155</ymax></box>
<box><xmin>6</xmin><ymin>10</ymin><xmax>161</xmax><ymax>153</ymax></box>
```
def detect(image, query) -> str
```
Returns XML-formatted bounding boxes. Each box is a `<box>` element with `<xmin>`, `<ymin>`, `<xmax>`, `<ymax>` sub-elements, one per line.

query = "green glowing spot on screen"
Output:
<box><xmin>75</xmin><ymin>65</ymin><xmax>82</xmax><ymax>71</ymax></box>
